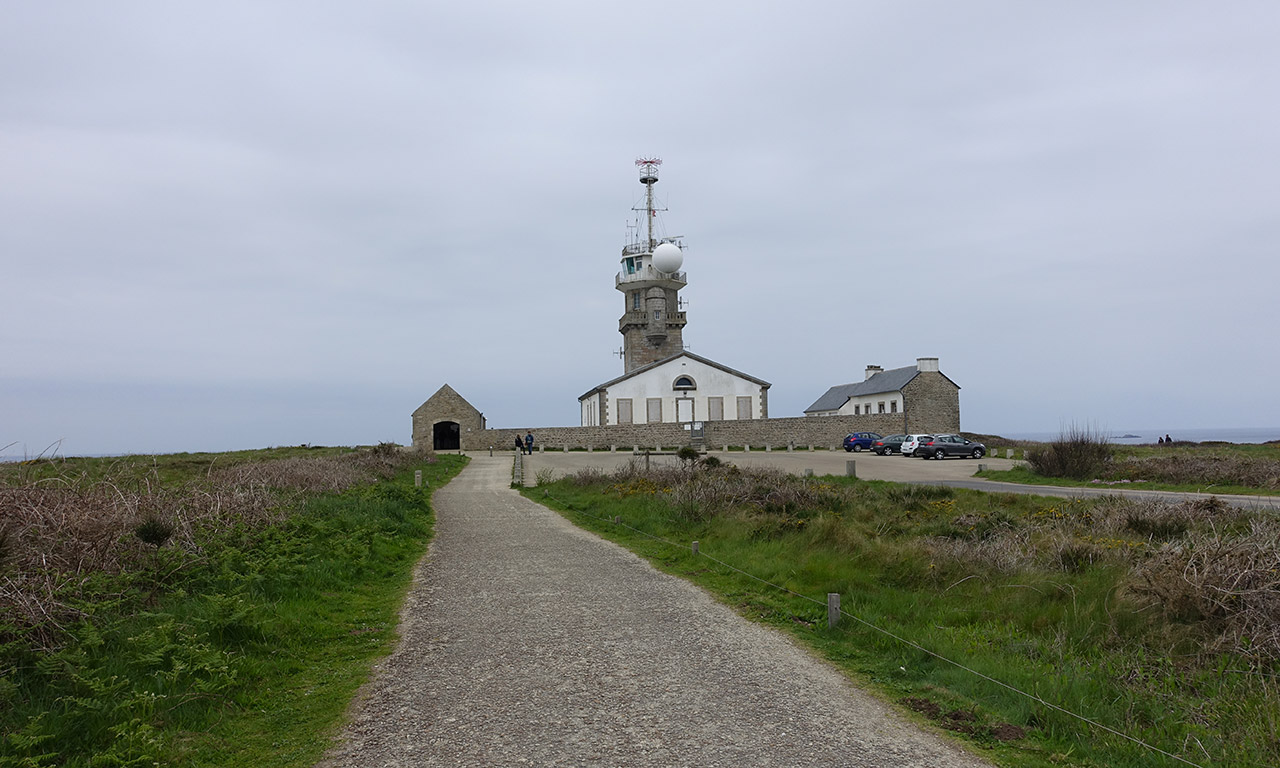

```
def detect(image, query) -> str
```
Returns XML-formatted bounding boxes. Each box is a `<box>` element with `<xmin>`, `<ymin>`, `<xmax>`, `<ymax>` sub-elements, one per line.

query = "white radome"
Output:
<box><xmin>652</xmin><ymin>242</ymin><xmax>683</xmax><ymax>273</ymax></box>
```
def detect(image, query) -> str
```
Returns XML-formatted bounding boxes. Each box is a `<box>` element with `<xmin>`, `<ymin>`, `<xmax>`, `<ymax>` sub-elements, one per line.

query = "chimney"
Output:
<box><xmin>916</xmin><ymin>357</ymin><xmax>939</xmax><ymax>372</ymax></box>
<box><xmin>864</xmin><ymin>365</ymin><xmax>883</xmax><ymax>380</ymax></box>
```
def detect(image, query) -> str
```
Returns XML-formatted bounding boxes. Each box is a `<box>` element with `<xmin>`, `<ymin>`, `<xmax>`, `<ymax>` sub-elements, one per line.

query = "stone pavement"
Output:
<box><xmin>317</xmin><ymin>455</ymin><xmax>994</xmax><ymax>767</ymax></box>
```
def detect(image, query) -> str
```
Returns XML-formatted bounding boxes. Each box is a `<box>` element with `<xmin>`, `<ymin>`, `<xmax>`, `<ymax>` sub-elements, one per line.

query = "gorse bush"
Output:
<box><xmin>1024</xmin><ymin>424</ymin><xmax>1113</xmax><ymax>479</ymax></box>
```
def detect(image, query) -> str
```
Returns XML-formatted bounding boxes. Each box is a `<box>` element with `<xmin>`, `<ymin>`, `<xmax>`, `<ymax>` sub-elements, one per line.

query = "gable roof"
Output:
<box><xmin>579</xmin><ymin>351</ymin><xmax>770</xmax><ymax>401</ymax></box>
<box><xmin>412</xmin><ymin>383</ymin><xmax>480</xmax><ymax>418</ymax></box>
<box><xmin>803</xmin><ymin>365</ymin><xmax>921</xmax><ymax>413</ymax></box>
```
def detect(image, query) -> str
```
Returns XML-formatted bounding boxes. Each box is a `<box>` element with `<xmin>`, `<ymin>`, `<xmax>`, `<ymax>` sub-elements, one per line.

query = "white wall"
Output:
<box><xmin>836</xmin><ymin>392</ymin><xmax>902</xmax><ymax>417</ymax></box>
<box><xmin>589</xmin><ymin>356</ymin><xmax>765</xmax><ymax>425</ymax></box>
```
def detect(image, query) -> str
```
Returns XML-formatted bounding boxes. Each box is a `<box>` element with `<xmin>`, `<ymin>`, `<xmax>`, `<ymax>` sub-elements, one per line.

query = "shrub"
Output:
<box><xmin>1025</xmin><ymin>424</ymin><xmax>1113</xmax><ymax>479</ymax></box>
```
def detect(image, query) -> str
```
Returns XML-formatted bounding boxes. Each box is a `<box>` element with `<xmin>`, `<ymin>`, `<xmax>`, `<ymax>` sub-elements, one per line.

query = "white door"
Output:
<box><xmin>676</xmin><ymin>398</ymin><xmax>694</xmax><ymax>423</ymax></box>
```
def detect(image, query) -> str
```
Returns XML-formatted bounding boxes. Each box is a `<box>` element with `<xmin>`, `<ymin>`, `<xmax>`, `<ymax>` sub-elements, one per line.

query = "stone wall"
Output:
<box><xmin>458</xmin><ymin>412</ymin><xmax>918</xmax><ymax>452</ymax></box>
<box><xmin>901</xmin><ymin>371</ymin><xmax>961</xmax><ymax>435</ymax></box>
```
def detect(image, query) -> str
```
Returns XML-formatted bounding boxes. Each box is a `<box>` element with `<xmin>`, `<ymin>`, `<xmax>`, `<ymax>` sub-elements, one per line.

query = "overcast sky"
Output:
<box><xmin>3</xmin><ymin>2</ymin><xmax>1278</xmax><ymax>456</ymax></box>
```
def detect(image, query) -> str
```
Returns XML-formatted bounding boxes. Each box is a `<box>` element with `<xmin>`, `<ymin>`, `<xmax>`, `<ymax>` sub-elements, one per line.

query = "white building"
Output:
<box><xmin>580</xmin><ymin>351</ymin><xmax>770</xmax><ymax>426</ymax></box>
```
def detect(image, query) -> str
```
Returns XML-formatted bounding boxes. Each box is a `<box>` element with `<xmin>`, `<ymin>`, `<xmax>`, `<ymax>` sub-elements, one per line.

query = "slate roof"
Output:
<box><xmin>803</xmin><ymin>365</ymin><xmax>921</xmax><ymax>413</ymax></box>
<box><xmin>579</xmin><ymin>351</ymin><xmax>771</xmax><ymax>401</ymax></box>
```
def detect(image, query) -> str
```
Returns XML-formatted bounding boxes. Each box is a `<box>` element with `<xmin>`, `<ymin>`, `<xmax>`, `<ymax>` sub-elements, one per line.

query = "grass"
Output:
<box><xmin>523</xmin><ymin>462</ymin><xmax>1280</xmax><ymax>768</ymax></box>
<box><xmin>979</xmin><ymin>440</ymin><xmax>1280</xmax><ymax>497</ymax></box>
<box><xmin>1</xmin><ymin>447</ymin><xmax>466</xmax><ymax>768</ymax></box>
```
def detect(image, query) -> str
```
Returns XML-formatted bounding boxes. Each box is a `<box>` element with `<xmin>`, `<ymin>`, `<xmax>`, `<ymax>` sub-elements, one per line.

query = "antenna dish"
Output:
<box><xmin>652</xmin><ymin>242</ymin><xmax>683</xmax><ymax>273</ymax></box>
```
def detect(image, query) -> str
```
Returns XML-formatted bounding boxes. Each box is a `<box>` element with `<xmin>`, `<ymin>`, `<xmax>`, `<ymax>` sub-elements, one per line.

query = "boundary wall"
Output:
<box><xmin>459</xmin><ymin>413</ymin><xmax>922</xmax><ymax>452</ymax></box>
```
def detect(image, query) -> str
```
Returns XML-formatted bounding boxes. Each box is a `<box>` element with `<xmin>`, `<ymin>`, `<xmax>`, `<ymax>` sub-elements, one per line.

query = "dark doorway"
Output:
<box><xmin>433</xmin><ymin>421</ymin><xmax>460</xmax><ymax>450</ymax></box>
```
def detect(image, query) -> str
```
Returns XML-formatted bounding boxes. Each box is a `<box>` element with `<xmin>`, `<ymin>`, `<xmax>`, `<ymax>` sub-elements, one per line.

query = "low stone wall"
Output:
<box><xmin>461</xmin><ymin>413</ymin><xmax>912</xmax><ymax>452</ymax></box>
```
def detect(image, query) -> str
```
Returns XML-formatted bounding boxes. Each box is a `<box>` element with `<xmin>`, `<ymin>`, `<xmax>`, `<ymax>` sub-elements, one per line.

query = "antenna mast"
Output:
<box><xmin>636</xmin><ymin>157</ymin><xmax>661</xmax><ymax>251</ymax></box>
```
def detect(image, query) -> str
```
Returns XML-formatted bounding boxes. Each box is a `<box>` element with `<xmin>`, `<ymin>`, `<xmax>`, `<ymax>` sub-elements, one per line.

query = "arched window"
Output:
<box><xmin>673</xmin><ymin>375</ymin><xmax>697</xmax><ymax>391</ymax></box>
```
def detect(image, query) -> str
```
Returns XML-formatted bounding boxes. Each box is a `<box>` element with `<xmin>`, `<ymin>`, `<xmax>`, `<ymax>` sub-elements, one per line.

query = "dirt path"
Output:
<box><xmin>317</xmin><ymin>455</ymin><xmax>993</xmax><ymax>767</ymax></box>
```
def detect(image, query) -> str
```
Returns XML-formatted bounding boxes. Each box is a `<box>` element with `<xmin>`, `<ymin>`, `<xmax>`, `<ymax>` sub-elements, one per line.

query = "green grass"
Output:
<box><xmin>1</xmin><ymin>451</ymin><xmax>466</xmax><ymax>768</ymax></box>
<box><xmin>979</xmin><ymin>461</ymin><xmax>1280</xmax><ymax>497</ymax></box>
<box><xmin>522</xmin><ymin>470</ymin><xmax>1280</xmax><ymax>768</ymax></box>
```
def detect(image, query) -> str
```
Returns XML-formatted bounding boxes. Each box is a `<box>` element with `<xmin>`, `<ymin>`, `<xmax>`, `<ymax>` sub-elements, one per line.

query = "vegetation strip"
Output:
<box><xmin>1</xmin><ymin>446</ymin><xmax>466</xmax><ymax>768</ymax></box>
<box><xmin>523</xmin><ymin>454</ymin><xmax>1280</xmax><ymax>768</ymax></box>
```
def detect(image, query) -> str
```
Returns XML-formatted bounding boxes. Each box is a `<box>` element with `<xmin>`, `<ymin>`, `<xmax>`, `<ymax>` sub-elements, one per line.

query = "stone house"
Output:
<box><xmin>803</xmin><ymin>357</ymin><xmax>960</xmax><ymax>434</ymax></box>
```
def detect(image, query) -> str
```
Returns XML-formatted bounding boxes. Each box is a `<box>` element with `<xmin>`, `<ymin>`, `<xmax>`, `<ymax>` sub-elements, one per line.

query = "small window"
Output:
<box><xmin>708</xmin><ymin>397</ymin><xmax>724</xmax><ymax>421</ymax></box>
<box><xmin>853</xmin><ymin>404</ymin><xmax>860</xmax><ymax>415</ymax></box>
<box><xmin>878</xmin><ymin>401</ymin><xmax>886</xmax><ymax>414</ymax></box>
<box><xmin>653</xmin><ymin>310</ymin><xmax>661</xmax><ymax>320</ymax></box>
<box><xmin>673</xmin><ymin>376</ymin><xmax>696</xmax><ymax>390</ymax></box>
<box><xmin>890</xmin><ymin>400</ymin><xmax>898</xmax><ymax>413</ymax></box>
<box><xmin>647</xmin><ymin>398</ymin><xmax>662</xmax><ymax>423</ymax></box>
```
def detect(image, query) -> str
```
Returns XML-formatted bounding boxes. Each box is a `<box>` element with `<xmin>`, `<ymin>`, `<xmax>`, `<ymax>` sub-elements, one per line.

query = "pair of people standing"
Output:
<box><xmin>514</xmin><ymin>432</ymin><xmax>534</xmax><ymax>455</ymax></box>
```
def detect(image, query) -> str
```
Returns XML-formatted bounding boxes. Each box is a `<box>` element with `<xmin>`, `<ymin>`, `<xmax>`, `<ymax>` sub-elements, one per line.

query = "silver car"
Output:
<box><xmin>900</xmin><ymin>434</ymin><xmax>933</xmax><ymax>457</ymax></box>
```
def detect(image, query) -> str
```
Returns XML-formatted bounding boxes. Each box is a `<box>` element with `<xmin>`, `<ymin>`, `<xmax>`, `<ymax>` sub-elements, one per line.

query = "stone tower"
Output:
<box><xmin>617</xmin><ymin>158</ymin><xmax>688</xmax><ymax>373</ymax></box>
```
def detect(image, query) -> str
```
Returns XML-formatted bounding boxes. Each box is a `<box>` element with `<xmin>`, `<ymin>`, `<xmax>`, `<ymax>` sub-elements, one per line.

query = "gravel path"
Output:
<box><xmin>317</xmin><ymin>455</ymin><xmax>994</xmax><ymax>767</ymax></box>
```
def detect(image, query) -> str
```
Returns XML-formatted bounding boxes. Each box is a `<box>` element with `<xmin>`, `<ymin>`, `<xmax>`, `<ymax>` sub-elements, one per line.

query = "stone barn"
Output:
<box><xmin>411</xmin><ymin>384</ymin><xmax>486</xmax><ymax>451</ymax></box>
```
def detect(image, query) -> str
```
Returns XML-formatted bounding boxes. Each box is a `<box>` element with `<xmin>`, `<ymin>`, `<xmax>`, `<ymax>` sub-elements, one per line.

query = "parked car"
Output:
<box><xmin>914</xmin><ymin>434</ymin><xmax>986</xmax><ymax>459</ymax></box>
<box><xmin>900</xmin><ymin>434</ymin><xmax>932</xmax><ymax>457</ymax></box>
<box><xmin>842</xmin><ymin>432</ymin><xmax>882</xmax><ymax>452</ymax></box>
<box><xmin>872</xmin><ymin>434</ymin><xmax>907</xmax><ymax>455</ymax></box>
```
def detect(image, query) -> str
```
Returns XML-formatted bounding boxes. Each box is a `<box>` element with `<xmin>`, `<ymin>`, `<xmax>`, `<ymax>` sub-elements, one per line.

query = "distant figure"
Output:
<box><xmin>524</xmin><ymin>431</ymin><xmax>535</xmax><ymax>455</ymax></box>
<box><xmin>1165</xmin><ymin>434</ymin><xmax>1173</xmax><ymax>444</ymax></box>
<box><xmin>1158</xmin><ymin>436</ymin><xmax>1164</xmax><ymax>445</ymax></box>
<box><xmin>514</xmin><ymin>434</ymin><xmax>523</xmax><ymax>452</ymax></box>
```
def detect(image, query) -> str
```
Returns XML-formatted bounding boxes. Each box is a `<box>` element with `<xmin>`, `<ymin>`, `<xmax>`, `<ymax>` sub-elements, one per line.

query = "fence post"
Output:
<box><xmin>692</xmin><ymin>541</ymin><xmax>699</xmax><ymax>555</ymax></box>
<box><xmin>828</xmin><ymin>593</ymin><xmax>840</xmax><ymax>628</ymax></box>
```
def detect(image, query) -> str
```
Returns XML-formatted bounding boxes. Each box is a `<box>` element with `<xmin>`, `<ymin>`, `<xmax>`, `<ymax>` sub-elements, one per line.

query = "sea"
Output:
<box><xmin>1000</xmin><ymin>427</ymin><xmax>1280</xmax><ymax>445</ymax></box>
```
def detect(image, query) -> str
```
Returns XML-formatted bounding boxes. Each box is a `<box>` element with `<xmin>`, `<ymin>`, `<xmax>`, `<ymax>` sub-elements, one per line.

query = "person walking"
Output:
<box><xmin>524</xmin><ymin>431</ymin><xmax>535</xmax><ymax>455</ymax></box>
<box><xmin>514</xmin><ymin>434</ymin><xmax>523</xmax><ymax>453</ymax></box>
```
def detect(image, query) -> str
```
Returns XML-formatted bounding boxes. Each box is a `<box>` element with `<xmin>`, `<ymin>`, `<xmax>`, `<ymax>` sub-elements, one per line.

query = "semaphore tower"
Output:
<box><xmin>617</xmin><ymin>158</ymin><xmax>688</xmax><ymax>373</ymax></box>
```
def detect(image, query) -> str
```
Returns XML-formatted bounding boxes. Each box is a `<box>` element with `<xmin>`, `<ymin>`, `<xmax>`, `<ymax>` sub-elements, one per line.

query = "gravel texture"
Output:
<box><xmin>316</xmin><ymin>455</ymin><xmax>995</xmax><ymax>767</ymax></box>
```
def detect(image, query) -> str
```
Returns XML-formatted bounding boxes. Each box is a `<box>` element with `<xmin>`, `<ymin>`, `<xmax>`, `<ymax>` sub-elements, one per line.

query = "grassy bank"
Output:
<box><xmin>1</xmin><ymin>446</ymin><xmax>465</xmax><ymax>768</ymax></box>
<box><xmin>978</xmin><ymin>439</ymin><xmax>1280</xmax><ymax>496</ymax></box>
<box><xmin>524</xmin><ymin>462</ymin><xmax>1279</xmax><ymax>768</ymax></box>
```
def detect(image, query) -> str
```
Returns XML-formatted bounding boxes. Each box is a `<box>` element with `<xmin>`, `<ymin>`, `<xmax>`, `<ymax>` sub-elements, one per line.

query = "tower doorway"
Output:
<box><xmin>432</xmin><ymin>421</ymin><xmax>460</xmax><ymax>450</ymax></box>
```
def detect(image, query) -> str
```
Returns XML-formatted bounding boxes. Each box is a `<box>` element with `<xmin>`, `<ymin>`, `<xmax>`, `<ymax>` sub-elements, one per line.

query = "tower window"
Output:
<box><xmin>673</xmin><ymin>376</ymin><xmax>696</xmax><ymax>390</ymax></box>
<box><xmin>632</xmin><ymin>291</ymin><xmax>640</xmax><ymax>310</ymax></box>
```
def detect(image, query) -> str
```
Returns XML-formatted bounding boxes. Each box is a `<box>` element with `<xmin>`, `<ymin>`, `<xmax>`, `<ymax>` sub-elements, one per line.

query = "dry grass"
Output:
<box><xmin>0</xmin><ymin>446</ymin><xmax>431</xmax><ymax>651</ymax></box>
<box><xmin>1107</xmin><ymin>454</ymin><xmax>1280</xmax><ymax>489</ymax></box>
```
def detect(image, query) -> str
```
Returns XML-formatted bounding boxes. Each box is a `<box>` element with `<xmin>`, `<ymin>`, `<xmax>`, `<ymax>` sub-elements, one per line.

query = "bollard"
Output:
<box><xmin>846</xmin><ymin>460</ymin><xmax>857</xmax><ymax>478</ymax></box>
<box><xmin>1007</xmin><ymin>448</ymin><xmax>1015</xmax><ymax>458</ymax></box>
<box><xmin>978</xmin><ymin>463</ymin><xmax>988</xmax><ymax>472</ymax></box>
<box><xmin>808</xmin><ymin>444</ymin><xmax>814</xmax><ymax>452</ymax></box>
<box><xmin>787</xmin><ymin>441</ymin><xmax>794</xmax><ymax>452</ymax></box>
<box><xmin>489</xmin><ymin>446</ymin><xmax>493</xmax><ymax>457</ymax></box>
<box><xmin>614</xmin><ymin>516</ymin><xmax>621</xmax><ymax>524</ymax></box>
<box><xmin>692</xmin><ymin>541</ymin><xmax>699</xmax><ymax>555</ymax></box>
<box><xmin>724</xmin><ymin>444</ymin><xmax>729</xmax><ymax>452</ymax></box>
<box><xmin>414</xmin><ymin>470</ymin><xmax>422</xmax><ymax>488</ymax></box>
<box><xmin>828</xmin><ymin>593</ymin><xmax>841</xmax><ymax>628</ymax></box>
<box><xmin>805</xmin><ymin>468</ymin><xmax>814</xmax><ymax>477</ymax></box>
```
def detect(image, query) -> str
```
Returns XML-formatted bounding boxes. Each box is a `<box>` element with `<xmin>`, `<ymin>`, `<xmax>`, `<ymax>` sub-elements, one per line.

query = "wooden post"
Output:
<box><xmin>827</xmin><ymin>593</ymin><xmax>840</xmax><ymax>628</ymax></box>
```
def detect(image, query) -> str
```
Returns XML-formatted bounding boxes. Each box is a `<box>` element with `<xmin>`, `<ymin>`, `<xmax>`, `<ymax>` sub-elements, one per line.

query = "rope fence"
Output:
<box><xmin>538</xmin><ymin>484</ymin><xmax>1217</xmax><ymax>768</ymax></box>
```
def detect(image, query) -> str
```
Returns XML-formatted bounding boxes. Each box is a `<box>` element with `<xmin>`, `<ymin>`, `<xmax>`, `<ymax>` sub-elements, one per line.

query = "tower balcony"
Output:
<box><xmin>616</xmin><ymin>266</ymin><xmax>687</xmax><ymax>289</ymax></box>
<box><xmin>619</xmin><ymin>310</ymin><xmax>686</xmax><ymax>331</ymax></box>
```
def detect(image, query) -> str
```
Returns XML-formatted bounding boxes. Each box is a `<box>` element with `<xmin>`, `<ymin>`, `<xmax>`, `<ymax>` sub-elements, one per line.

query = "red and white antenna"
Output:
<box><xmin>635</xmin><ymin>157</ymin><xmax>662</xmax><ymax>249</ymax></box>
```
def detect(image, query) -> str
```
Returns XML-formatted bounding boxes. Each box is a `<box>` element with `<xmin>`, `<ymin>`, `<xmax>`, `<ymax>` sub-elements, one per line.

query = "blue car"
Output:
<box><xmin>842</xmin><ymin>432</ymin><xmax>882</xmax><ymax>452</ymax></box>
